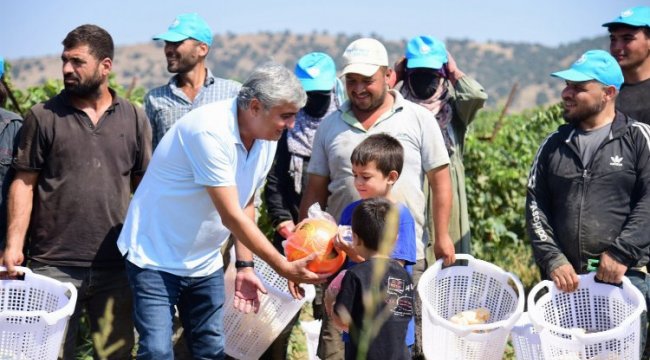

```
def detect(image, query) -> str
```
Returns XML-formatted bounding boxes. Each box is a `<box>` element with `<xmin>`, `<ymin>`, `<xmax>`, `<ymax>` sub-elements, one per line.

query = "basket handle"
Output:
<box><xmin>526</xmin><ymin>279</ymin><xmax>552</xmax><ymax>331</ymax></box>
<box><xmin>593</xmin><ymin>275</ymin><xmax>622</xmax><ymax>288</ymax></box>
<box><xmin>40</xmin><ymin>281</ymin><xmax>78</xmax><ymax>325</ymax></box>
<box><xmin>431</xmin><ymin>253</ymin><xmax>476</xmax><ymax>273</ymax></box>
<box><xmin>0</xmin><ymin>265</ymin><xmax>33</xmax><ymax>279</ymax></box>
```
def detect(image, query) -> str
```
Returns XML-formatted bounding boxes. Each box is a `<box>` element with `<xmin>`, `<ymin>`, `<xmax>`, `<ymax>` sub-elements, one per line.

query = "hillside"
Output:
<box><xmin>7</xmin><ymin>31</ymin><xmax>609</xmax><ymax>112</ymax></box>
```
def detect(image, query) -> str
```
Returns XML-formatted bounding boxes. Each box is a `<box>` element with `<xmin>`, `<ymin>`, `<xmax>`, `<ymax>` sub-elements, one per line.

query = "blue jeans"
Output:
<box><xmin>125</xmin><ymin>261</ymin><xmax>225</xmax><ymax>360</ymax></box>
<box><xmin>626</xmin><ymin>270</ymin><xmax>650</xmax><ymax>360</ymax></box>
<box><xmin>30</xmin><ymin>261</ymin><xmax>134</xmax><ymax>360</ymax></box>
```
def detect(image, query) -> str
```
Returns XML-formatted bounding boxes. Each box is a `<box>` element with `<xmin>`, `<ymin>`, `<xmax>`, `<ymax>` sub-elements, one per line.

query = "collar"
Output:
<box><xmin>168</xmin><ymin>68</ymin><xmax>216</xmax><ymax>88</ymax></box>
<box><xmin>340</xmin><ymin>89</ymin><xmax>405</xmax><ymax>131</ymax></box>
<box><xmin>230</xmin><ymin>99</ymin><xmax>245</xmax><ymax>146</ymax></box>
<box><xmin>562</xmin><ymin>110</ymin><xmax>631</xmax><ymax>143</ymax></box>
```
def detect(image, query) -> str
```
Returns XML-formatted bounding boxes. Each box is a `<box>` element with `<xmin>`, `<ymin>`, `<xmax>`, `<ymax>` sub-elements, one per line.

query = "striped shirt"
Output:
<box><xmin>145</xmin><ymin>69</ymin><xmax>241</xmax><ymax>148</ymax></box>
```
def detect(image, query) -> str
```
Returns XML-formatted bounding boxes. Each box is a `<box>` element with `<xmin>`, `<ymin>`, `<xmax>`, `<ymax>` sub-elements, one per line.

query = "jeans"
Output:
<box><xmin>125</xmin><ymin>260</ymin><xmax>225</xmax><ymax>360</ymax></box>
<box><xmin>30</xmin><ymin>261</ymin><xmax>135</xmax><ymax>360</ymax></box>
<box><xmin>626</xmin><ymin>269</ymin><xmax>650</xmax><ymax>360</ymax></box>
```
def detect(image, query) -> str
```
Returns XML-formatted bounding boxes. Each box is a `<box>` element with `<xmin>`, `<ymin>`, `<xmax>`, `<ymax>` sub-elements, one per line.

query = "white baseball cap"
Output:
<box><xmin>341</xmin><ymin>38</ymin><xmax>389</xmax><ymax>77</ymax></box>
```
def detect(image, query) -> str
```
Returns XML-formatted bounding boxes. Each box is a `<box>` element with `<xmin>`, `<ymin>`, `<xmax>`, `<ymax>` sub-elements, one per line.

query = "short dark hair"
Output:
<box><xmin>608</xmin><ymin>24</ymin><xmax>650</xmax><ymax>38</ymax></box>
<box><xmin>62</xmin><ymin>24</ymin><xmax>114</xmax><ymax>60</ymax></box>
<box><xmin>351</xmin><ymin>197</ymin><xmax>394</xmax><ymax>251</ymax></box>
<box><xmin>350</xmin><ymin>133</ymin><xmax>404</xmax><ymax>177</ymax></box>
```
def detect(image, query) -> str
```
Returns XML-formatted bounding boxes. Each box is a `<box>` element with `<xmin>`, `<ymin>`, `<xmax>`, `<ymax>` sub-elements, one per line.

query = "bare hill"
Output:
<box><xmin>7</xmin><ymin>31</ymin><xmax>609</xmax><ymax>112</ymax></box>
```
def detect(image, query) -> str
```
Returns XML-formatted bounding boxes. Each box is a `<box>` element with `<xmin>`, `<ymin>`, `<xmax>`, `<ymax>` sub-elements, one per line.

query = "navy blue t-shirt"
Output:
<box><xmin>335</xmin><ymin>258</ymin><xmax>414</xmax><ymax>360</ymax></box>
<box><xmin>339</xmin><ymin>200</ymin><xmax>416</xmax><ymax>346</ymax></box>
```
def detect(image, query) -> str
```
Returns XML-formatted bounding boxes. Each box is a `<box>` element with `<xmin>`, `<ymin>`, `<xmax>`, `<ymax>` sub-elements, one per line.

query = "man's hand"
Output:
<box><xmin>288</xmin><ymin>279</ymin><xmax>305</xmax><ymax>300</ymax></box>
<box><xmin>1</xmin><ymin>246</ymin><xmax>24</xmax><ymax>276</ymax></box>
<box><xmin>233</xmin><ymin>268</ymin><xmax>267</xmax><ymax>314</ymax></box>
<box><xmin>276</xmin><ymin>220</ymin><xmax>296</xmax><ymax>240</ymax></box>
<box><xmin>550</xmin><ymin>264</ymin><xmax>579</xmax><ymax>292</ymax></box>
<box><xmin>433</xmin><ymin>233</ymin><xmax>456</xmax><ymax>266</ymax></box>
<box><xmin>596</xmin><ymin>252</ymin><xmax>627</xmax><ymax>285</ymax></box>
<box><xmin>280</xmin><ymin>254</ymin><xmax>328</xmax><ymax>287</ymax></box>
<box><xmin>445</xmin><ymin>51</ymin><xmax>465</xmax><ymax>84</ymax></box>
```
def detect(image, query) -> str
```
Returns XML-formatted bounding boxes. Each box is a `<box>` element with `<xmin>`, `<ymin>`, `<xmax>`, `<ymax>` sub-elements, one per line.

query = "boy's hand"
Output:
<box><xmin>334</xmin><ymin>228</ymin><xmax>365</xmax><ymax>263</ymax></box>
<box><xmin>433</xmin><ymin>233</ymin><xmax>456</xmax><ymax>266</ymax></box>
<box><xmin>276</xmin><ymin>220</ymin><xmax>296</xmax><ymax>239</ymax></box>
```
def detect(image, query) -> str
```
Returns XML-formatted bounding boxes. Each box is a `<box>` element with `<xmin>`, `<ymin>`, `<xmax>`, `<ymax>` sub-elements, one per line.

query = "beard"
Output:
<box><xmin>563</xmin><ymin>100</ymin><xmax>606</xmax><ymax>125</ymax></box>
<box><xmin>350</xmin><ymin>86</ymin><xmax>388</xmax><ymax>114</ymax></box>
<box><xmin>64</xmin><ymin>71</ymin><xmax>103</xmax><ymax>98</ymax></box>
<box><xmin>167</xmin><ymin>55</ymin><xmax>199</xmax><ymax>74</ymax></box>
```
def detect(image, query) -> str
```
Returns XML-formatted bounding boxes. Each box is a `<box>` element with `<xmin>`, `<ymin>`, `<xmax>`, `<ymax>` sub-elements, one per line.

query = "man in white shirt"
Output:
<box><xmin>118</xmin><ymin>63</ymin><xmax>324</xmax><ymax>359</ymax></box>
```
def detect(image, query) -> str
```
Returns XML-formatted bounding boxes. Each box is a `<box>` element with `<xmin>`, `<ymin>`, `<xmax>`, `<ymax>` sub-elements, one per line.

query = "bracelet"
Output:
<box><xmin>235</xmin><ymin>260</ymin><xmax>255</xmax><ymax>269</ymax></box>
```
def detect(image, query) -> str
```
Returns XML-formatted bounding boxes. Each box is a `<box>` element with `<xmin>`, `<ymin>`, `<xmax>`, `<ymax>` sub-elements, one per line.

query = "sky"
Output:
<box><xmin>2</xmin><ymin>0</ymin><xmax>647</xmax><ymax>60</ymax></box>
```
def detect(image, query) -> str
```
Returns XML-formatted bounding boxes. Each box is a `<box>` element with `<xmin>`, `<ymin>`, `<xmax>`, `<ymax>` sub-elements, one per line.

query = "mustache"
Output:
<box><xmin>64</xmin><ymin>74</ymin><xmax>80</xmax><ymax>82</ymax></box>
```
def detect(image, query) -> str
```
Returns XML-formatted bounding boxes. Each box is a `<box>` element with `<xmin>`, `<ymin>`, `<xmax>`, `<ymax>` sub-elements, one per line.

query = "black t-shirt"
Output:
<box><xmin>13</xmin><ymin>89</ymin><xmax>152</xmax><ymax>267</ymax></box>
<box><xmin>335</xmin><ymin>258</ymin><xmax>414</xmax><ymax>360</ymax></box>
<box><xmin>617</xmin><ymin>78</ymin><xmax>650</xmax><ymax>125</ymax></box>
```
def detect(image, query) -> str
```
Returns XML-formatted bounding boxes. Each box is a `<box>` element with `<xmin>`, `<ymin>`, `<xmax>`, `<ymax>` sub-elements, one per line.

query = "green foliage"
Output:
<box><xmin>465</xmin><ymin>103</ymin><xmax>564</xmax><ymax>289</ymax></box>
<box><xmin>3</xmin><ymin>59</ymin><xmax>145</xmax><ymax>116</ymax></box>
<box><xmin>5</xmin><ymin>78</ymin><xmax>62</xmax><ymax>115</ymax></box>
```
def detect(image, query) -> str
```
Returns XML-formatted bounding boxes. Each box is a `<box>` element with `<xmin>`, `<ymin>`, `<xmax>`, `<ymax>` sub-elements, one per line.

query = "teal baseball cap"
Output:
<box><xmin>294</xmin><ymin>52</ymin><xmax>337</xmax><ymax>91</ymax></box>
<box><xmin>0</xmin><ymin>56</ymin><xmax>4</xmax><ymax>78</ymax></box>
<box><xmin>603</xmin><ymin>6</ymin><xmax>650</xmax><ymax>28</ymax></box>
<box><xmin>405</xmin><ymin>35</ymin><xmax>448</xmax><ymax>69</ymax></box>
<box><xmin>153</xmin><ymin>13</ymin><xmax>213</xmax><ymax>46</ymax></box>
<box><xmin>551</xmin><ymin>50</ymin><xmax>623</xmax><ymax>90</ymax></box>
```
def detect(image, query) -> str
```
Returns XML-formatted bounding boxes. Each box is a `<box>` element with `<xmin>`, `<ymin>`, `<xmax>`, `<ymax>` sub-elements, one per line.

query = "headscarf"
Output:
<box><xmin>401</xmin><ymin>75</ymin><xmax>455</xmax><ymax>155</ymax></box>
<box><xmin>286</xmin><ymin>90</ymin><xmax>339</xmax><ymax>193</ymax></box>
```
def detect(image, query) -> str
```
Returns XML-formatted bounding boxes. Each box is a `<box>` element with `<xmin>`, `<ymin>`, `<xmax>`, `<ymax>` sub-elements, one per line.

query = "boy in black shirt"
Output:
<box><xmin>333</xmin><ymin>197</ymin><xmax>415</xmax><ymax>360</ymax></box>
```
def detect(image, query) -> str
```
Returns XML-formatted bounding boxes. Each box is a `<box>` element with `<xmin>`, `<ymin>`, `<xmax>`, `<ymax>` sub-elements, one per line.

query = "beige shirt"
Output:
<box><xmin>308</xmin><ymin>90</ymin><xmax>450</xmax><ymax>260</ymax></box>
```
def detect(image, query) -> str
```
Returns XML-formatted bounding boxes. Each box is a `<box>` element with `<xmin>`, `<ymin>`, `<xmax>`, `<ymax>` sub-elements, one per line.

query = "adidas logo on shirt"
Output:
<box><xmin>610</xmin><ymin>155</ymin><xmax>623</xmax><ymax>167</ymax></box>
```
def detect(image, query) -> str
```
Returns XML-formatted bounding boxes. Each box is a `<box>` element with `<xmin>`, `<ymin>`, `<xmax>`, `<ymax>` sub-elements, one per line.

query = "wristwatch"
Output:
<box><xmin>235</xmin><ymin>260</ymin><xmax>255</xmax><ymax>269</ymax></box>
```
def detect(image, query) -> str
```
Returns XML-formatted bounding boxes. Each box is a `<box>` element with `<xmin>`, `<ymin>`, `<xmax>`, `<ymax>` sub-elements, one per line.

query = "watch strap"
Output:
<box><xmin>235</xmin><ymin>260</ymin><xmax>255</xmax><ymax>269</ymax></box>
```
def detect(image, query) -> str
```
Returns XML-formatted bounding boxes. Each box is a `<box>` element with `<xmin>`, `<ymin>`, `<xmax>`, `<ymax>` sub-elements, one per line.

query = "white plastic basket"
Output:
<box><xmin>511</xmin><ymin>312</ymin><xmax>545</xmax><ymax>360</ymax></box>
<box><xmin>0</xmin><ymin>266</ymin><xmax>77</xmax><ymax>360</ymax></box>
<box><xmin>223</xmin><ymin>255</ymin><xmax>315</xmax><ymax>360</ymax></box>
<box><xmin>418</xmin><ymin>254</ymin><xmax>525</xmax><ymax>360</ymax></box>
<box><xmin>528</xmin><ymin>273</ymin><xmax>646</xmax><ymax>360</ymax></box>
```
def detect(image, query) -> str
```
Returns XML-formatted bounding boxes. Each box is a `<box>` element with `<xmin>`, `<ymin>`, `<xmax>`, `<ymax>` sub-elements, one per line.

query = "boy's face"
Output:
<box><xmin>351</xmin><ymin>161</ymin><xmax>398</xmax><ymax>199</ymax></box>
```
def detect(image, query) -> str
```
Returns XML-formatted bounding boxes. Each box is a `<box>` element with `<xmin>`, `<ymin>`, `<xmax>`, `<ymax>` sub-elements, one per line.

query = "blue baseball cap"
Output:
<box><xmin>153</xmin><ymin>13</ymin><xmax>213</xmax><ymax>46</ymax></box>
<box><xmin>405</xmin><ymin>35</ymin><xmax>448</xmax><ymax>69</ymax></box>
<box><xmin>0</xmin><ymin>56</ymin><xmax>4</xmax><ymax>78</ymax></box>
<box><xmin>603</xmin><ymin>6</ymin><xmax>650</xmax><ymax>28</ymax></box>
<box><xmin>294</xmin><ymin>52</ymin><xmax>337</xmax><ymax>92</ymax></box>
<box><xmin>551</xmin><ymin>50</ymin><xmax>624</xmax><ymax>90</ymax></box>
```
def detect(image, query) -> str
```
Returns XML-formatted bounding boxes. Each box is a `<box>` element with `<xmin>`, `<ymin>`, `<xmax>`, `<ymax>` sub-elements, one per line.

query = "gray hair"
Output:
<box><xmin>237</xmin><ymin>63</ymin><xmax>307</xmax><ymax>110</ymax></box>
